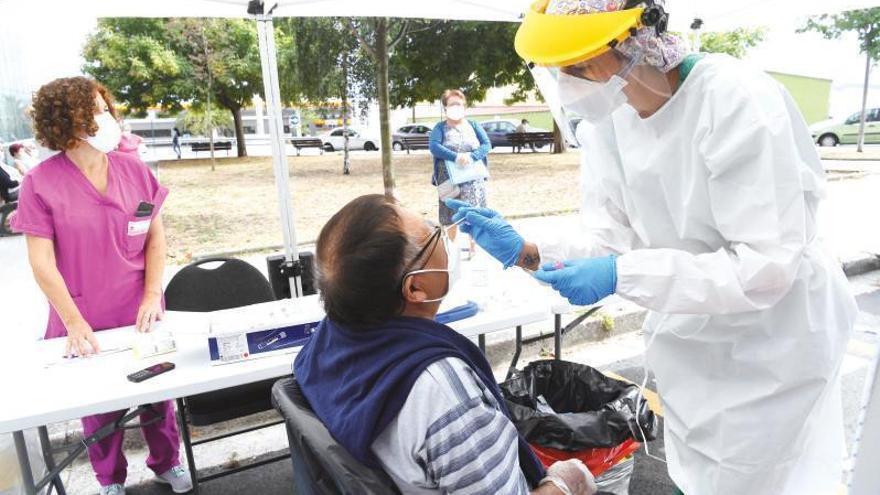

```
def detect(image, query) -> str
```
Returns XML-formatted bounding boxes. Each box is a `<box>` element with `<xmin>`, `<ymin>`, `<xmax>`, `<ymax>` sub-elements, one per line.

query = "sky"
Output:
<box><xmin>3</xmin><ymin>2</ymin><xmax>875</xmax><ymax>120</ymax></box>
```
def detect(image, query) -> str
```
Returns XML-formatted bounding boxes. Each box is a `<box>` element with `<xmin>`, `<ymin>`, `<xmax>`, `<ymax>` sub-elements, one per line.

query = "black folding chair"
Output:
<box><xmin>164</xmin><ymin>257</ymin><xmax>284</xmax><ymax>494</ymax></box>
<box><xmin>271</xmin><ymin>377</ymin><xmax>401</xmax><ymax>495</ymax></box>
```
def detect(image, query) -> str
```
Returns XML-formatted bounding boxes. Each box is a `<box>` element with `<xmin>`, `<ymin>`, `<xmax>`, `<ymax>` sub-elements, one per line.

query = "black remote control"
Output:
<box><xmin>127</xmin><ymin>362</ymin><xmax>175</xmax><ymax>383</ymax></box>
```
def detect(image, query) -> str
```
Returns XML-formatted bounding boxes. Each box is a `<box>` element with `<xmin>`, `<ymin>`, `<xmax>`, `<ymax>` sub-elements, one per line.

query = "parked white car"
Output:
<box><xmin>321</xmin><ymin>127</ymin><xmax>379</xmax><ymax>152</ymax></box>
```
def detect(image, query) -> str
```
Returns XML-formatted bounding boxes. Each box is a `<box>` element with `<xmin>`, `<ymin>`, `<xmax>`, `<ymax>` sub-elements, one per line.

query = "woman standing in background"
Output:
<box><xmin>428</xmin><ymin>89</ymin><xmax>491</xmax><ymax>240</ymax></box>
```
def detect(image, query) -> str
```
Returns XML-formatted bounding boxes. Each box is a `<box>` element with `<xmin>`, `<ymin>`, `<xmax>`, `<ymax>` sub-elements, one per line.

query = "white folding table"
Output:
<box><xmin>1</xmin><ymin>286</ymin><xmax>552</xmax><ymax>495</ymax></box>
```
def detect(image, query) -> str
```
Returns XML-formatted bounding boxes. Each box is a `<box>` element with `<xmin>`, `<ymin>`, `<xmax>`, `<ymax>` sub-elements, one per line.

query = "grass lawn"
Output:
<box><xmin>158</xmin><ymin>150</ymin><xmax>579</xmax><ymax>263</ymax></box>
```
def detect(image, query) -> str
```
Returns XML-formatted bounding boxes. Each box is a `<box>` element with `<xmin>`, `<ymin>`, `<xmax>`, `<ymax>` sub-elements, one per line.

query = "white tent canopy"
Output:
<box><xmin>13</xmin><ymin>0</ymin><xmax>880</xmax><ymax>29</ymax></box>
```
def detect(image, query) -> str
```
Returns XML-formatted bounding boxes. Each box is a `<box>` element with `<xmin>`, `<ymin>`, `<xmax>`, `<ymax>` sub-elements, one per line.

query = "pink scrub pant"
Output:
<box><xmin>81</xmin><ymin>400</ymin><xmax>181</xmax><ymax>486</ymax></box>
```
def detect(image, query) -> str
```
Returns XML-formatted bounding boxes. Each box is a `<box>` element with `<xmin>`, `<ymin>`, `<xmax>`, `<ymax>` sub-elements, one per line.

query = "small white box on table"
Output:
<box><xmin>207</xmin><ymin>296</ymin><xmax>324</xmax><ymax>365</ymax></box>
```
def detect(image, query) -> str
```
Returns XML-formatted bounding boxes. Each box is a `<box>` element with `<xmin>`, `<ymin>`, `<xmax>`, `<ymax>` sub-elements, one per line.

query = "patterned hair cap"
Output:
<box><xmin>545</xmin><ymin>0</ymin><xmax>688</xmax><ymax>72</ymax></box>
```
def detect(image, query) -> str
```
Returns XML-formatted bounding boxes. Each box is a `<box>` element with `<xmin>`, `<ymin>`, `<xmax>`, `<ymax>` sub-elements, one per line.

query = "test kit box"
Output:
<box><xmin>207</xmin><ymin>297</ymin><xmax>324</xmax><ymax>365</ymax></box>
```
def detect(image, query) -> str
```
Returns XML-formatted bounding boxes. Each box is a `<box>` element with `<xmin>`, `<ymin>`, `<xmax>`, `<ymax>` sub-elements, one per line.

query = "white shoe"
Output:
<box><xmin>99</xmin><ymin>484</ymin><xmax>126</xmax><ymax>495</ymax></box>
<box><xmin>154</xmin><ymin>465</ymin><xmax>193</xmax><ymax>493</ymax></box>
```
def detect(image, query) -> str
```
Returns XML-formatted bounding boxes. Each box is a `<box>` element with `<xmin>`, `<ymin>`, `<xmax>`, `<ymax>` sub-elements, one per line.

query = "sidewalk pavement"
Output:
<box><xmin>819</xmin><ymin>145</ymin><xmax>880</xmax><ymax>161</ymax></box>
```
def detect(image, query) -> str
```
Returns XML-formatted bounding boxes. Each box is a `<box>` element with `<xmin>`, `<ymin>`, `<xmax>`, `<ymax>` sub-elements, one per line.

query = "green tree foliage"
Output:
<box><xmin>275</xmin><ymin>18</ymin><xmax>537</xmax><ymax>188</ymax></box>
<box><xmin>800</xmin><ymin>8</ymin><xmax>880</xmax><ymax>59</ymax></box>
<box><xmin>177</xmin><ymin>107</ymin><xmax>233</xmax><ymax>137</ymax></box>
<box><xmin>82</xmin><ymin>19</ymin><xmax>189</xmax><ymax>113</ymax></box>
<box><xmin>699</xmin><ymin>27</ymin><xmax>766</xmax><ymax>58</ymax></box>
<box><xmin>390</xmin><ymin>21</ymin><xmax>533</xmax><ymax>108</ymax></box>
<box><xmin>800</xmin><ymin>8</ymin><xmax>880</xmax><ymax>151</ymax></box>
<box><xmin>276</xmin><ymin>18</ymin><xmax>366</xmax><ymax>174</ymax></box>
<box><xmin>83</xmin><ymin>18</ymin><xmax>277</xmax><ymax>157</ymax></box>
<box><xmin>276</xmin><ymin>18</ymin><xmax>363</xmax><ymax>104</ymax></box>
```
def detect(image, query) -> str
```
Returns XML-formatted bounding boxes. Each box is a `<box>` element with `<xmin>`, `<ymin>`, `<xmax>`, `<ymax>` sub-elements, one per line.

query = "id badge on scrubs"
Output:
<box><xmin>128</xmin><ymin>219</ymin><xmax>151</xmax><ymax>236</ymax></box>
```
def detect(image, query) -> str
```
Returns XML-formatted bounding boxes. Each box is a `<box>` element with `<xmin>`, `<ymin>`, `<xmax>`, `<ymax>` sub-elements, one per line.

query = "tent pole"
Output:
<box><xmin>255</xmin><ymin>11</ymin><xmax>303</xmax><ymax>298</ymax></box>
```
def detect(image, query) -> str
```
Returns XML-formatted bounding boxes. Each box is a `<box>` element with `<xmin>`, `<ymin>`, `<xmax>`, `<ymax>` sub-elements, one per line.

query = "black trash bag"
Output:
<box><xmin>500</xmin><ymin>360</ymin><xmax>658</xmax><ymax>451</ymax></box>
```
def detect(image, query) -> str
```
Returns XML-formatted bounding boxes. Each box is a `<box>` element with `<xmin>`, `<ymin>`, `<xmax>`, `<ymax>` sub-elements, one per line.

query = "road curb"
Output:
<box><xmin>821</xmin><ymin>156</ymin><xmax>880</xmax><ymax>162</ymax></box>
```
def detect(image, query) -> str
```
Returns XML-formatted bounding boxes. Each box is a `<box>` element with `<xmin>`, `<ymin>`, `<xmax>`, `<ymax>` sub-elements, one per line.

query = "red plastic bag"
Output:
<box><xmin>530</xmin><ymin>438</ymin><xmax>641</xmax><ymax>477</ymax></box>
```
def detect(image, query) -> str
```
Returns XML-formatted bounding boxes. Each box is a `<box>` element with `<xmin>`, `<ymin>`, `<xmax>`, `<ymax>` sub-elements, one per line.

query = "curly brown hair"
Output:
<box><xmin>31</xmin><ymin>77</ymin><xmax>117</xmax><ymax>151</ymax></box>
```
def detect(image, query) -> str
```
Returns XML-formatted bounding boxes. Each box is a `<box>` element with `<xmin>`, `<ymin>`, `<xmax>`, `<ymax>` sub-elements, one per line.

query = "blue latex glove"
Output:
<box><xmin>533</xmin><ymin>256</ymin><xmax>618</xmax><ymax>306</ymax></box>
<box><xmin>444</xmin><ymin>198</ymin><xmax>524</xmax><ymax>268</ymax></box>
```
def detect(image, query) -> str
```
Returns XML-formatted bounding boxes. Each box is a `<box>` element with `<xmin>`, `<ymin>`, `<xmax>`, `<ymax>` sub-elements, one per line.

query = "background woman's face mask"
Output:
<box><xmin>445</xmin><ymin>104</ymin><xmax>466</xmax><ymax>121</ymax></box>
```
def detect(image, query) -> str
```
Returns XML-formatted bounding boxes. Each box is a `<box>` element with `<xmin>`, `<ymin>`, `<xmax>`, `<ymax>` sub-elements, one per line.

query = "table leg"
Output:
<box><xmin>478</xmin><ymin>334</ymin><xmax>486</xmax><ymax>354</ymax></box>
<box><xmin>13</xmin><ymin>430</ymin><xmax>37</xmax><ymax>495</ymax></box>
<box><xmin>176</xmin><ymin>399</ymin><xmax>201</xmax><ymax>495</ymax></box>
<box><xmin>37</xmin><ymin>426</ymin><xmax>67</xmax><ymax>495</ymax></box>
<box><xmin>506</xmin><ymin>326</ymin><xmax>523</xmax><ymax>381</ymax></box>
<box><xmin>554</xmin><ymin>314</ymin><xmax>562</xmax><ymax>360</ymax></box>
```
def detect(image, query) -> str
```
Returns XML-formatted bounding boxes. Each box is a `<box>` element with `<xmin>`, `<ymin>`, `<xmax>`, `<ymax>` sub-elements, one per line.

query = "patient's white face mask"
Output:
<box><xmin>404</xmin><ymin>227</ymin><xmax>461</xmax><ymax>303</ymax></box>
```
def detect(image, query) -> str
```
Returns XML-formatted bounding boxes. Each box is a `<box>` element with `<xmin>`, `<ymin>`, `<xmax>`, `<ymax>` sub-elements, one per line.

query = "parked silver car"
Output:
<box><xmin>392</xmin><ymin>124</ymin><xmax>432</xmax><ymax>151</ymax></box>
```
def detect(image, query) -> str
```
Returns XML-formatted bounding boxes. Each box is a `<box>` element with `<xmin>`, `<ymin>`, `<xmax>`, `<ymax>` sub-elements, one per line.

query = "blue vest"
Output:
<box><xmin>293</xmin><ymin>316</ymin><xmax>545</xmax><ymax>487</ymax></box>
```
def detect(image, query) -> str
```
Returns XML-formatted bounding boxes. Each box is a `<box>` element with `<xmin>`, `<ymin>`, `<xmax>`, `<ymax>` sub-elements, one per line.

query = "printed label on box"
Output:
<box><xmin>216</xmin><ymin>333</ymin><xmax>249</xmax><ymax>363</ymax></box>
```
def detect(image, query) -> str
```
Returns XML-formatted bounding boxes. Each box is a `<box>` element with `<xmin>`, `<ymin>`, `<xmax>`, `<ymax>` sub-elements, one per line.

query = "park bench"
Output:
<box><xmin>190</xmin><ymin>141</ymin><xmax>233</xmax><ymax>156</ymax></box>
<box><xmin>401</xmin><ymin>136</ymin><xmax>430</xmax><ymax>154</ymax></box>
<box><xmin>509</xmin><ymin>132</ymin><xmax>556</xmax><ymax>153</ymax></box>
<box><xmin>289</xmin><ymin>137</ymin><xmax>325</xmax><ymax>156</ymax></box>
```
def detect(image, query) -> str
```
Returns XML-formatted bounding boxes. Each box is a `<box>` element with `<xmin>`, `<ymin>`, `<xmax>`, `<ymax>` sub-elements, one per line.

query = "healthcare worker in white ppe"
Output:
<box><xmin>445</xmin><ymin>0</ymin><xmax>858</xmax><ymax>494</ymax></box>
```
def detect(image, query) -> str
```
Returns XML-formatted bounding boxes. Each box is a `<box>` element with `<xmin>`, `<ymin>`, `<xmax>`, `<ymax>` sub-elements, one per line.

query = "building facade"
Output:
<box><xmin>0</xmin><ymin>27</ymin><xmax>33</xmax><ymax>143</ymax></box>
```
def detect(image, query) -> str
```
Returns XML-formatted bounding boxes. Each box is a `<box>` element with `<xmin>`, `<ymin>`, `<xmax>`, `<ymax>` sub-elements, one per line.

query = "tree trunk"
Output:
<box><xmin>552</xmin><ymin>121</ymin><xmax>565</xmax><ymax>154</ymax></box>
<box><xmin>342</xmin><ymin>57</ymin><xmax>351</xmax><ymax>175</ymax></box>
<box><xmin>376</xmin><ymin>18</ymin><xmax>396</xmax><ymax>199</ymax></box>
<box><xmin>858</xmin><ymin>50</ymin><xmax>872</xmax><ymax>153</ymax></box>
<box><xmin>202</xmin><ymin>25</ymin><xmax>216</xmax><ymax>171</ymax></box>
<box><xmin>231</xmin><ymin>106</ymin><xmax>247</xmax><ymax>157</ymax></box>
<box><xmin>207</xmin><ymin>97</ymin><xmax>216</xmax><ymax>171</ymax></box>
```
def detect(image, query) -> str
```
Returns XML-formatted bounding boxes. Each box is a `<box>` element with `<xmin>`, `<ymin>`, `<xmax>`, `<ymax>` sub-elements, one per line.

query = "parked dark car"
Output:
<box><xmin>392</xmin><ymin>124</ymin><xmax>432</xmax><ymax>151</ymax></box>
<box><xmin>479</xmin><ymin>119</ymin><xmax>549</xmax><ymax>148</ymax></box>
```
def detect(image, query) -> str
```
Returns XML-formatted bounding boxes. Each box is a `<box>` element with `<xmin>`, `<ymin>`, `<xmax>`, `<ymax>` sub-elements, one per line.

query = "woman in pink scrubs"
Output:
<box><xmin>11</xmin><ymin>77</ymin><xmax>192</xmax><ymax>495</ymax></box>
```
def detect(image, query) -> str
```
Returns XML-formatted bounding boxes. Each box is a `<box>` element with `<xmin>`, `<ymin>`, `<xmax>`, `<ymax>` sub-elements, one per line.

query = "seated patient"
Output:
<box><xmin>294</xmin><ymin>194</ymin><xmax>596</xmax><ymax>495</ymax></box>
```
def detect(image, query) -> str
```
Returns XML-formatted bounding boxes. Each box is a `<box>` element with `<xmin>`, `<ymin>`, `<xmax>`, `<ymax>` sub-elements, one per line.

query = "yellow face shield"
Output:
<box><xmin>515</xmin><ymin>0</ymin><xmax>649</xmax><ymax>67</ymax></box>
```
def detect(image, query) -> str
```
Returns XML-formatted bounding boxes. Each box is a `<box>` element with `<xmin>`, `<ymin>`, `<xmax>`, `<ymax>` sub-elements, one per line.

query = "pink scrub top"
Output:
<box><xmin>11</xmin><ymin>151</ymin><xmax>168</xmax><ymax>339</ymax></box>
<box><xmin>117</xmin><ymin>132</ymin><xmax>143</xmax><ymax>157</ymax></box>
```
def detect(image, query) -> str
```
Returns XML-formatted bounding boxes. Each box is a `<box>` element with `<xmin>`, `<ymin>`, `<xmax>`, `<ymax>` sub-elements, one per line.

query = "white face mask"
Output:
<box><xmin>405</xmin><ymin>227</ymin><xmax>461</xmax><ymax>303</ymax></box>
<box><xmin>445</xmin><ymin>104</ymin><xmax>466</xmax><ymax>121</ymax></box>
<box><xmin>557</xmin><ymin>51</ymin><xmax>640</xmax><ymax>124</ymax></box>
<box><xmin>82</xmin><ymin>111</ymin><xmax>121</xmax><ymax>153</ymax></box>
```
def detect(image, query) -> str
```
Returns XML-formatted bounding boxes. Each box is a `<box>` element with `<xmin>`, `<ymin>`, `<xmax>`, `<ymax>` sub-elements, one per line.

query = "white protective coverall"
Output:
<box><xmin>537</xmin><ymin>54</ymin><xmax>857</xmax><ymax>495</ymax></box>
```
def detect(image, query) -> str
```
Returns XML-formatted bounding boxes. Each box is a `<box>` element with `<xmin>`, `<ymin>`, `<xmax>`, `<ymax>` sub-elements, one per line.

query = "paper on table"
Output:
<box><xmin>161</xmin><ymin>310</ymin><xmax>211</xmax><ymax>336</ymax></box>
<box><xmin>43</xmin><ymin>346</ymin><xmax>133</xmax><ymax>369</ymax></box>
